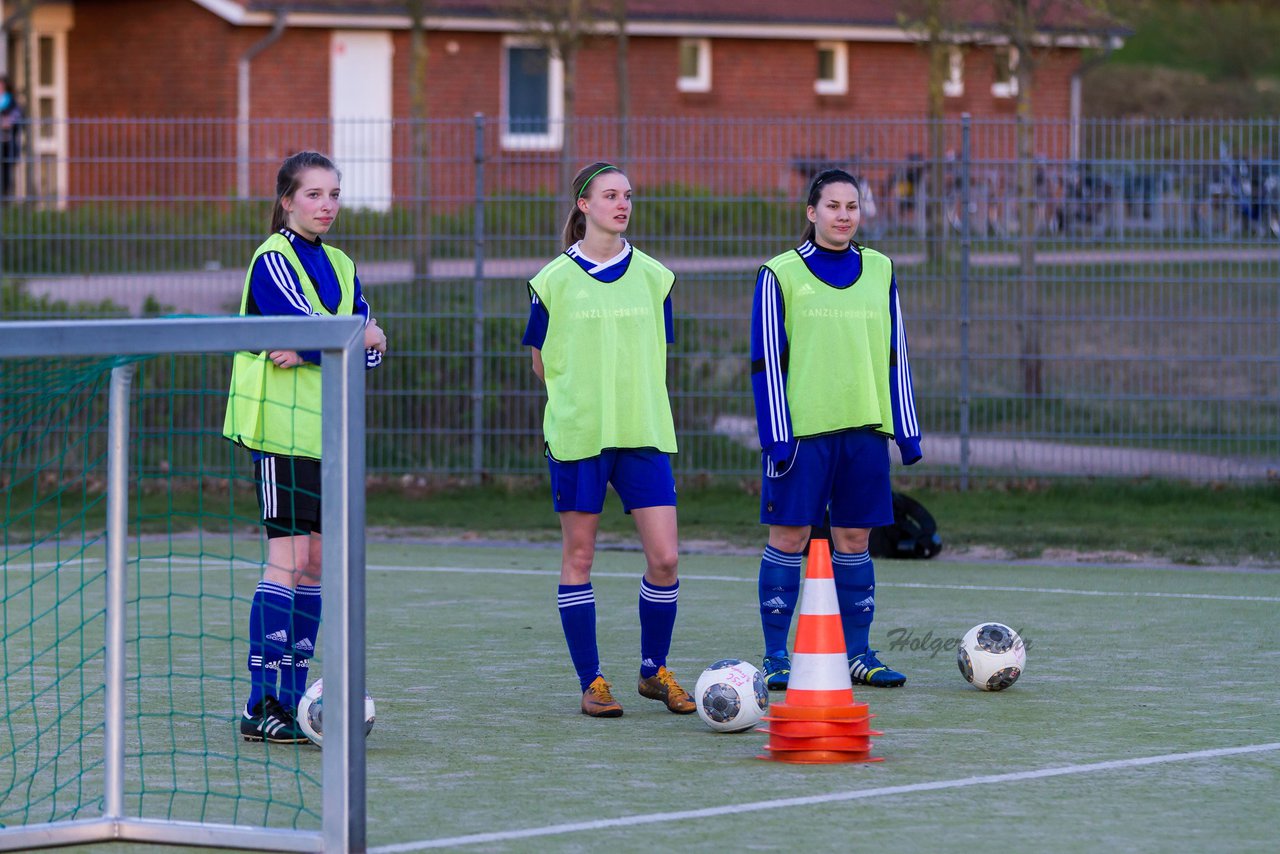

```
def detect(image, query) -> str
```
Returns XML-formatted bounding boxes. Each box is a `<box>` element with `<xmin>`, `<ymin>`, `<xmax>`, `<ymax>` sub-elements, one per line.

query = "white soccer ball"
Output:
<box><xmin>694</xmin><ymin>659</ymin><xmax>769</xmax><ymax>733</ymax></box>
<box><xmin>957</xmin><ymin>622</ymin><xmax>1026</xmax><ymax>691</ymax></box>
<box><xmin>296</xmin><ymin>678</ymin><xmax>376</xmax><ymax>746</ymax></box>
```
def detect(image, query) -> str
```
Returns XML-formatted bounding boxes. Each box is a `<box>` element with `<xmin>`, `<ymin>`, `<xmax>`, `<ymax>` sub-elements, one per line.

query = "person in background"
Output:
<box><xmin>0</xmin><ymin>74</ymin><xmax>24</xmax><ymax>201</ymax></box>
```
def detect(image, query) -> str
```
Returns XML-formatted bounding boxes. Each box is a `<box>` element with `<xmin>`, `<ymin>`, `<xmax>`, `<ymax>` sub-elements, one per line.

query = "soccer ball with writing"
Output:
<box><xmin>694</xmin><ymin>659</ymin><xmax>769</xmax><ymax>733</ymax></box>
<box><xmin>957</xmin><ymin>623</ymin><xmax>1026</xmax><ymax>691</ymax></box>
<box><xmin>296</xmin><ymin>678</ymin><xmax>376</xmax><ymax>746</ymax></box>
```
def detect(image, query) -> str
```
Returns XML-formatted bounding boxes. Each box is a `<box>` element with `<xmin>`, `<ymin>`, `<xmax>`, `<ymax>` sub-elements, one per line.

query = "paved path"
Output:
<box><xmin>24</xmin><ymin>256</ymin><xmax>752</xmax><ymax>315</ymax></box>
<box><xmin>710</xmin><ymin>416</ymin><xmax>1278</xmax><ymax>482</ymax></box>
<box><xmin>20</xmin><ymin>249</ymin><xmax>1280</xmax><ymax>482</ymax></box>
<box><xmin>23</xmin><ymin>246</ymin><xmax>1280</xmax><ymax>316</ymax></box>
<box><xmin>918</xmin><ymin>434</ymin><xmax>1277</xmax><ymax>480</ymax></box>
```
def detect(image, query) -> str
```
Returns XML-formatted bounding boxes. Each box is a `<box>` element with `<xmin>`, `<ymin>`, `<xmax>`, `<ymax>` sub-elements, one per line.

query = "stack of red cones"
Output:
<box><xmin>760</xmin><ymin>538</ymin><xmax>882</xmax><ymax>763</ymax></box>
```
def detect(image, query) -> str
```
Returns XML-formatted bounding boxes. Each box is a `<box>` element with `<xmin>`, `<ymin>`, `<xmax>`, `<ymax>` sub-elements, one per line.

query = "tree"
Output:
<box><xmin>611</xmin><ymin>0</ymin><xmax>629</xmax><ymax>168</ymax></box>
<box><xmin>988</xmin><ymin>0</ymin><xmax>1046</xmax><ymax>396</ymax></box>
<box><xmin>896</xmin><ymin>0</ymin><xmax>970</xmax><ymax>261</ymax></box>
<box><xmin>508</xmin><ymin>0</ymin><xmax>608</xmax><ymax>191</ymax></box>
<box><xmin>986</xmin><ymin>0</ymin><xmax>1118</xmax><ymax>396</ymax></box>
<box><xmin>407</xmin><ymin>0</ymin><xmax>433</xmax><ymax>280</ymax></box>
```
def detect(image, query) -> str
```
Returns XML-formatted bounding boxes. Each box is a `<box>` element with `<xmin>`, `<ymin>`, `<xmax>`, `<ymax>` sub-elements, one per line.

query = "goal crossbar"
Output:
<box><xmin>0</xmin><ymin>316</ymin><xmax>369</xmax><ymax>854</ymax></box>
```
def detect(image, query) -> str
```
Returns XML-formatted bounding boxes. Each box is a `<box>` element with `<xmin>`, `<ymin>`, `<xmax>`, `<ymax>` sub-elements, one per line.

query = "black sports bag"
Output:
<box><xmin>807</xmin><ymin>492</ymin><xmax>942</xmax><ymax>559</ymax></box>
<box><xmin>868</xmin><ymin>492</ymin><xmax>943</xmax><ymax>559</ymax></box>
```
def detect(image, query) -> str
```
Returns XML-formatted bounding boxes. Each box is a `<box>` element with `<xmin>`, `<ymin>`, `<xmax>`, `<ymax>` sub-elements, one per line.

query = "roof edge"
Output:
<box><xmin>187</xmin><ymin>0</ymin><xmax>1116</xmax><ymax>48</ymax></box>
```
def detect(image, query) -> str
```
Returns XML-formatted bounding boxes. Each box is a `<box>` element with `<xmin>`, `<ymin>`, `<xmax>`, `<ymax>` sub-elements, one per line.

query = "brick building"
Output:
<box><xmin>0</xmin><ymin>0</ymin><xmax>1121</xmax><ymax>206</ymax></box>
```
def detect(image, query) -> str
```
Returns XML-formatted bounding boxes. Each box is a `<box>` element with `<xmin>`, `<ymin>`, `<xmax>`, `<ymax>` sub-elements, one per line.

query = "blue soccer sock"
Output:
<box><xmin>833</xmin><ymin>549</ymin><xmax>875</xmax><ymax>658</ymax></box>
<box><xmin>558</xmin><ymin>583</ymin><xmax>601</xmax><ymax>692</ymax></box>
<box><xmin>280</xmin><ymin>583</ymin><xmax>321</xmax><ymax>711</ymax></box>
<box><xmin>638</xmin><ymin>578</ymin><xmax>679</xmax><ymax>678</ymax></box>
<box><xmin>759</xmin><ymin>545</ymin><xmax>803</xmax><ymax>657</ymax></box>
<box><xmin>246</xmin><ymin>580</ymin><xmax>294</xmax><ymax>713</ymax></box>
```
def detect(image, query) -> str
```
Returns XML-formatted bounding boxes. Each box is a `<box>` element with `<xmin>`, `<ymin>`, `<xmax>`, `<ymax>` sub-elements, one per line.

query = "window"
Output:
<box><xmin>502</xmin><ymin>39</ymin><xmax>564</xmax><ymax>150</ymax></box>
<box><xmin>814</xmin><ymin>41</ymin><xmax>848</xmax><ymax>95</ymax></box>
<box><xmin>38</xmin><ymin>35</ymin><xmax>56</xmax><ymax>86</ymax></box>
<box><xmin>943</xmin><ymin>47</ymin><xmax>964</xmax><ymax>98</ymax></box>
<box><xmin>677</xmin><ymin>38</ymin><xmax>711</xmax><ymax>93</ymax></box>
<box><xmin>992</xmin><ymin>46</ymin><xmax>1018</xmax><ymax>98</ymax></box>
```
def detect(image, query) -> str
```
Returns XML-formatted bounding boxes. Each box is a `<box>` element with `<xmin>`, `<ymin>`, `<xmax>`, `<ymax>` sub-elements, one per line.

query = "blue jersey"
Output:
<box><xmin>750</xmin><ymin>240</ymin><xmax>921</xmax><ymax>465</ymax></box>
<box><xmin>522</xmin><ymin>240</ymin><xmax>675</xmax><ymax>348</ymax></box>
<box><xmin>246</xmin><ymin>228</ymin><xmax>382</xmax><ymax>370</ymax></box>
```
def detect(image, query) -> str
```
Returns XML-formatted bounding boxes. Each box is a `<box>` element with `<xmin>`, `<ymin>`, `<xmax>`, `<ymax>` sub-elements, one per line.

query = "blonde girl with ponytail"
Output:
<box><xmin>522</xmin><ymin>161</ymin><xmax>694</xmax><ymax>719</ymax></box>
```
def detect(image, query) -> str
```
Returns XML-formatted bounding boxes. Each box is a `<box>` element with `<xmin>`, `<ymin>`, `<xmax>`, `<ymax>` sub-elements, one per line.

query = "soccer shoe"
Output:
<box><xmin>761</xmin><ymin>652</ymin><xmax>791</xmax><ymax>691</ymax></box>
<box><xmin>581</xmin><ymin>676</ymin><xmax>624</xmax><ymax>717</ymax></box>
<box><xmin>241</xmin><ymin>695</ymin><xmax>312</xmax><ymax>743</ymax></box>
<box><xmin>637</xmin><ymin>666</ymin><xmax>696</xmax><ymax>714</ymax></box>
<box><xmin>849</xmin><ymin>649</ymin><xmax>907</xmax><ymax>688</ymax></box>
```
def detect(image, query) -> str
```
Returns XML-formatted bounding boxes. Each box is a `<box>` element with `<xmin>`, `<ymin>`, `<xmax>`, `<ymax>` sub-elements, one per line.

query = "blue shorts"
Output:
<box><xmin>547</xmin><ymin>449</ymin><xmax>677</xmax><ymax>514</ymax></box>
<box><xmin>760</xmin><ymin>430</ymin><xmax>893</xmax><ymax>529</ymax></box>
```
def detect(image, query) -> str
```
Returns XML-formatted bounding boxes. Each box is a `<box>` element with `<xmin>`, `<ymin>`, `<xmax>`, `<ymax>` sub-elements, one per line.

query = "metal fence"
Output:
<box><xmin>1</xmin><ymin>115</ymin><xmax>1277</xmax><ymax>483</ymax></box>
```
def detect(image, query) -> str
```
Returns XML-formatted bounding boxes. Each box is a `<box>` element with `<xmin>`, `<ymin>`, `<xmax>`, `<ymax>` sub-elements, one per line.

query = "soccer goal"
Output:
<box><xmin>0</xmin><ymin>317</ymin><xmax>369</xmax><ymax>853</ymax></box>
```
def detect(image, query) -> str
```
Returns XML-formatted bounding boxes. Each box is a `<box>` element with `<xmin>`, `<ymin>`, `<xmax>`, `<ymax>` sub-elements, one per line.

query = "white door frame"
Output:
<box><xmin>330</xmin><ymin>29</ymin><xmax>393</xmax><ymax>211</ymax></box>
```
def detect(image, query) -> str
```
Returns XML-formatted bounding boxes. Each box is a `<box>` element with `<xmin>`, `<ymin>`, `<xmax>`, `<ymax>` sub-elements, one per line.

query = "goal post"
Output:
<box><xmin>0</xmin><ymin>316</ymin><xmax>368</xmax><ymax>854</ymax></box>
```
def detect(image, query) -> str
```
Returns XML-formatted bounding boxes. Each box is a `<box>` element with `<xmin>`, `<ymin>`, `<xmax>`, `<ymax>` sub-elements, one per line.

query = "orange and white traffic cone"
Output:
<box><xmin>760</xmin><ymin>537</ymin><xmax>882</xmax><ymax>764</ymax></box>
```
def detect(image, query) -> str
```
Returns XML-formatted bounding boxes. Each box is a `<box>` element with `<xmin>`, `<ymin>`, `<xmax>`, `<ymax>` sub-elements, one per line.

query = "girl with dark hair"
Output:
<box><xmin>522</xmin><ymin>161</ymin><xmax>693</xmax><ymax>718</ymax></box>
<box><xmin>224</xmin><ymin>150</ymin><xmax>387</xmax><ymax>743</ymax></box>
<box><xmin>750</xmin><ymin>168</ymin><xmax>923</xmax><ymax>692</ymax></box>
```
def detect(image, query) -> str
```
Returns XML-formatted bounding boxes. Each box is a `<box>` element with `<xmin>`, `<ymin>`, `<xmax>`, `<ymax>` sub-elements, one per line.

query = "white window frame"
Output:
<box><xmin>814</xmin><ymin>41</ymin><xmax>848</xmax><ymax>95</ymax></box>
<box><xmin>943</xmin><ymin>47</ymin><xmax>964</xmax><ymax>98</ymax></box>
<box><xmin>677</xmin><ymin>37</ymin><xmax>711</xmax><ymax>93</ymax></box>
<box><xmin>501</xmin><ymin>36</ymin><xmax>564</xmax><ymax>151</ymax></box>
<box><xmin>992</xmin><ymin>45</ymin><xmax>1019</xmax><ymax>99</ymax></box>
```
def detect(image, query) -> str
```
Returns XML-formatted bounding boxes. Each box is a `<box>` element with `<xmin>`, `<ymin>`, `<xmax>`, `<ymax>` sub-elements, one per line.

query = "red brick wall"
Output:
<box><xmin>392</xmin><ymin>30</ymin><xmax>502</xmax><ymax>119</ymax></box>
<box><xmin>62</xmin><ymin>4</ymin><xmax>1086</xmax><ymax>201</ymax></box>
<box><xmin>380</xmin><ymin>33</ymin><xmax>1084</xmax><ymax>198</ymax></box>
<box><xmin>69</xmin><ymin>0</ymin><xmax>234</xmax><ymax>118</ymax></box>
<box><xmin>68</xmin><ymin>0</ymin><xmax>332</xmax><ymax>198</ymax></box>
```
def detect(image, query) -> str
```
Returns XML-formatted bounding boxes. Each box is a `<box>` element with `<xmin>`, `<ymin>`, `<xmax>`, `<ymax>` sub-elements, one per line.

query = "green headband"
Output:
<box><xmin>577</xmin><ymin>165</ymin><xmax>618</xmax><ymax>198</ymax></box>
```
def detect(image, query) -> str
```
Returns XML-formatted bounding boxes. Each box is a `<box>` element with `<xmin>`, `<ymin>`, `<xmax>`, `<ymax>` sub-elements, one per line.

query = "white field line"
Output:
<box><xmin>368</xmin><ymin>565</ymin><xmax>1280</xmax><ymax>603</ymax></box>
<box><xmin>10</xmin><ymin>560</ymin><xmax>1280</xmax><ymax>603</ymax></box>
<box><xmin>369</xmin><ymin>742</ymin><xmax>1280</xmax><ymax>852</ymax></box>
<box><xmin>882</xmin><ymin>580</ymin><xmax>1280</xmax><ymax>603</ymax></box>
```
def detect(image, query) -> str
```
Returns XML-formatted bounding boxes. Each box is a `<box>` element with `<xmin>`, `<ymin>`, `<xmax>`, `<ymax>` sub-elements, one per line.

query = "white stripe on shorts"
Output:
<box><xmin>260</xmin><ymin>456</ymin><xmax>277</xmax><ymax>520</ymax></box>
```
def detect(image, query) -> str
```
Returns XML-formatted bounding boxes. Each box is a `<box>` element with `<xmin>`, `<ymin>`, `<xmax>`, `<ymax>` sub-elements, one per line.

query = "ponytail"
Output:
<box><xmin>561</xmin><ymin>161</ymin><xmax>621</xmax><ymax>249</ymax></box>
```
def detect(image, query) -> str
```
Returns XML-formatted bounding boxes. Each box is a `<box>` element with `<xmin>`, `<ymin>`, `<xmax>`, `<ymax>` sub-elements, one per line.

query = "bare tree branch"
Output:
<box><xmin>612</xmin><ymin>0</ymin><xmax>629</xmax><ymax>168</ymax></box>
<box><xmin>407</xmin><ymin>0</ymin><xmax>433</xmax><ymax>280</ymax></box>
<box><xmin>896</xmin><ymin>0</ymin><xmax>971</xmax><ymax>261</ymax></box>
<box><xmin>982</xmin><ymin>0</ymin><xmax>1120</xmax><ymax>395</ymax></box>
<box><xmin>505</xmin><ymin>0</ymin><xmax>610</xmax><ymax>189</ymax></box>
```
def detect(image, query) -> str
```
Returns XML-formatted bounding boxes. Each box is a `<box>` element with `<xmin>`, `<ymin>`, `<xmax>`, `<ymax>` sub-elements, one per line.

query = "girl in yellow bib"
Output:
<box><xmin>523</xmin><ymin>161</ymin><xmax>694</xmax><ymax>718</ymax></box>
<box><xmin>224</xmin><ymin>151</ymin><xmax>387</xmax><ymax>742</ymax></box>
<box><xmin>750</xmin><ymin>168</ymin><xmax>923</xmax><ymax>692</ymax></box>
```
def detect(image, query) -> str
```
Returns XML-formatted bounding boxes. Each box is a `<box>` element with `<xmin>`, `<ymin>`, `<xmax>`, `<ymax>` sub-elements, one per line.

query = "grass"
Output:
<box><xmin>371</xmin><ymin>478</ymin><xmax>1280</xmax><ymax>567</ymax></box>
<box><xmin>7</xmin><ymin>542</ymin><xmax>1279</xmax><ymax>852</ymax></box>
<box><xmin>8</xmin><ymin>478</ymin><xmax>1279</xmax><ymax>568</ymax></box>
<box><xmin>912</xmin><ymin>480</ymin><xmax>1280</xmax><ymax>565</ymax></box>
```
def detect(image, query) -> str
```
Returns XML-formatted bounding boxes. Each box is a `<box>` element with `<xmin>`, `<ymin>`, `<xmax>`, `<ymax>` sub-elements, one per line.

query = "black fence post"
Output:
<box><xmin>472</xmin><ymin>112</ymin><xmax>486</xmax><ymax>481</ymax></box>
<box><xmin>959</xmin><ymin>113</ymin><xmax>972</xmax><ymax>491</ymax></box>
